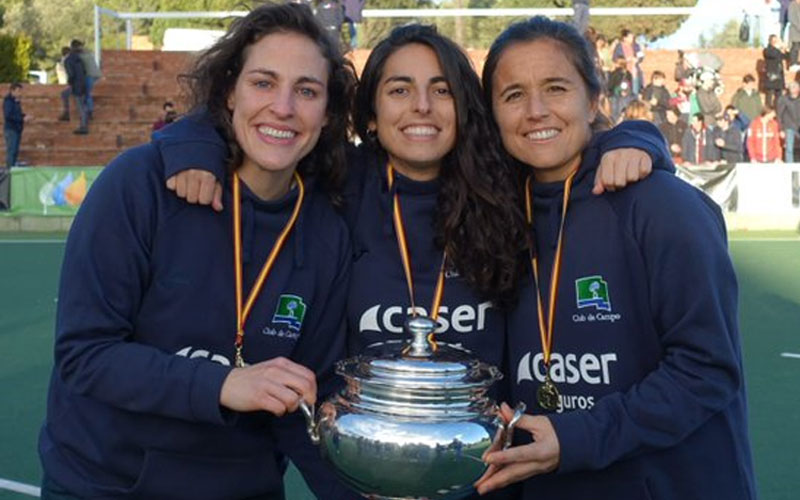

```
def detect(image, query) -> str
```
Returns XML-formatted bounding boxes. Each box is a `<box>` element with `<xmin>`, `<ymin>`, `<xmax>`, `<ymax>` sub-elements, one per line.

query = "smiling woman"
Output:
<box><xmin>476</xmin><ymin>16</ymin><xmax>758</xmax><ymax>500</ymax></box>
<box><xmin>367</xmin><ymin>42</ymin><xmax>457</xmax><ymax>181</ymax></box>
<box><xmin>226</xmin><ymin>31</ymin><xmax>330</xmax><ymax>200</ymax></box>
<box><xmin>37</xmin><ymin>4</ymin><xmax>360</xmax><ymax>500</ymax></box>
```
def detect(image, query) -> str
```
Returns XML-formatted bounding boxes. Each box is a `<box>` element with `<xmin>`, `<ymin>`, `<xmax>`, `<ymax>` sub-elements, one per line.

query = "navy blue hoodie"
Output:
<box><xmin>153</xmin><ymin>115</ymin><xmax>671</xmax><ymax>369</ymax></box>
<box><xmin>342</xmin><ymin>147</ymin><xmax>507</xmax><ymax>367</ymax></box>
<box><xmin>38</xmin><ymin>139</ymin><xmax>353</xmax><ymax>499</ymax></box>
<box><xmin>506</xmin><ymin>129</ymin><xmax>757</xmax><ymax>499</ymax></box>
<box><xmin>3</xmin><ymin>93</ymin><xmax>24</xmax><ymax>132</ymax></box>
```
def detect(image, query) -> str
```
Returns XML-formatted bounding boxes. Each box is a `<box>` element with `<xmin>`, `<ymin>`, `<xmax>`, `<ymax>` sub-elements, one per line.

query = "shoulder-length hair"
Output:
<box><xmin>354</xmin><ymin>24</ymin><xmax>526</xmax><ymax>306</ymax></box>
<box><xmin>181</xmin><ymin>2</ymin><xmax>356</xmax><ymax>202</ymax></box>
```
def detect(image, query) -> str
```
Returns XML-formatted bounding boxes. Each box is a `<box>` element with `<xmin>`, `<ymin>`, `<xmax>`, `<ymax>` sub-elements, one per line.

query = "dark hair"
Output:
<box><xmin>165</xmin><ymin>110</ymin><xmax>178</xmax><ymax>124</ymax></box>
<box><xmin>61</xmin><ymin>46</ymin><xmax>71</xmax><ymax>56</ymax></box>
<box><xmin>163</xmin><ymin>101</ymin><xmax>175</xmax><ymax>111</ymax></box>
<box><xmin>354</xmin><ymin>24</ymin><xmax>526</xmax><ymax>306</ymax></box>
<box><xmin>70</xmin><ymin>39</ymin><xmax>83</xmax><ymax>50</ymax></box>
<box><xmin>693</xmin><ymin>112</ymin><xmax>705</xmax><ymax>123</ymax></box>
<box><xmin>743</xmin><ymin>74</ymin><xmax>756</xmax><ymax>83</ymax></box>
<box><xmin>652</xmin><ymin>70</ymin><xmax>665</xmax><ymax>80</ymax></box>
<box><xmin>9</xmin><ymin>82</ymin><xmax>22</xmax><ymax>91</ymax></box>
<box><xmin>182</xmin><ymin>2</ymin><xmax>356</xmax><ymax>203</ymax></box>
<box><xmin>483</xmin><ymin>16</ymin><xmax>609</xmax><ymax>133</ymax></box>
<box><xmin>620</xmin><ymin>29</ymin><xmax>632</xmax><ymax>39</ymax></box>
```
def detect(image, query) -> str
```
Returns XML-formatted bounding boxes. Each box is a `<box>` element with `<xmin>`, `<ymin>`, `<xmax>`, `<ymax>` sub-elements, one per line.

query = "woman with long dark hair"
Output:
<box><xmin>476</xmin><ymin>16</ymin><xmax>756</xmax><ymax>499</ymax></box>
<box><xmin>38</xmin><ymin>4</ymin><xmax>358</xmax><ymax>499</ymax></box>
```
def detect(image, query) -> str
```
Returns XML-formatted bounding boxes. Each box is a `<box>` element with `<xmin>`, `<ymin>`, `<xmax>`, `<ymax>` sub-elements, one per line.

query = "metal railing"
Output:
<box><xmin>93</xmin><ymin>4</ymin><xmax>698</xmax><ymax>66</ymax></box>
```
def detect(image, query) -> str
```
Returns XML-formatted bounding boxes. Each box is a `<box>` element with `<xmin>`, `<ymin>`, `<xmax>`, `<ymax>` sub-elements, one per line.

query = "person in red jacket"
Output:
<box><xmin>747</xmin><ymin>105</ymin><xmax>783</xmax><ymax>162</ymax></box>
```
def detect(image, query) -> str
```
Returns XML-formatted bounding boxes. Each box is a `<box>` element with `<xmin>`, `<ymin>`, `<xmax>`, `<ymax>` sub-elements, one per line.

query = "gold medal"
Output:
<box><xmin>387</xmin><ymin>164</ymin><xmax>446</xmax><ymax>350</ymax></box>
<box><xmin>537</xmin><ymin>375</ymin><xmax>560</xmax><ymax>411</ymax></box>
<box><xmin>232</xmin><ymin>172</ymin><xmax>304</xmax><ymax>367</ymax></box>
<box><xmin>525</xmin><ymin>171</ymin><xmax>576</xmax><ymax>412</ymax></box>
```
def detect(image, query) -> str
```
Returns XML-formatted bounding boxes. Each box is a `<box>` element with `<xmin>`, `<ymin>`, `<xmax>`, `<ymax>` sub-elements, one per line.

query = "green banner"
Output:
<box><xmin>6</xmin><ymin>166</ymin><xmax>103</xmax><ymax>216</ymax></box>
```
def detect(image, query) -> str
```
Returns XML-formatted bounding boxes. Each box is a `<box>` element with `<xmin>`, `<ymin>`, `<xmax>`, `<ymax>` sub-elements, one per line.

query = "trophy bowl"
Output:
<box><xmin>300</xmin><ymin>316</ymin><xmax>524</xmax><ymax>500</ymax></box>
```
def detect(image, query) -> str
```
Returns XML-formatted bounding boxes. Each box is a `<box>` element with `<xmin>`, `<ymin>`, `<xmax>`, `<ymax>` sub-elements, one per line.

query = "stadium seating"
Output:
<box><xmin>0</xmin><ymin>47</ymin><xmax>782</xmax><ymax>168</ymax></box>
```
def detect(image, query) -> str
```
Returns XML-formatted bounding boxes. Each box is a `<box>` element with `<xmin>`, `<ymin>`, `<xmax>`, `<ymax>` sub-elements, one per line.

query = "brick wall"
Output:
<box><xmin>0</xmin><ymin>48</ymin><xmax>782</xmax><ymax>167</ymax></box>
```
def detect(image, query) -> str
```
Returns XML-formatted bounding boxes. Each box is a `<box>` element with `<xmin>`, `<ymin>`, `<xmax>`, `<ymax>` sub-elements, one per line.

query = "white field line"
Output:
<box><xmin>0</xmin><ymin>240</ymin><xmax>65</xmax><ymax>244</ymax></box>
<box><xmin>780</xmin><ymin>353</ymin><xmax>800</xmax><ymax>360</ymax></box>
<box><xmin>728</xmin><ymin>238</ymin><xmax>800</xmax><ymax>242</ymax></box>
<box><xmin>0</xmin><ymin>478</ymin><xmax>40</xmax><ymax>497</ymax></box>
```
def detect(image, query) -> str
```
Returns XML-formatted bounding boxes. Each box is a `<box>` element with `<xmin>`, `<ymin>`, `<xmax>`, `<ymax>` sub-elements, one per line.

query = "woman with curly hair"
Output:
<box><xmin>38</xmin><ymin>4</ymin><xmax>358</xmax><ymax>499</ymax></box>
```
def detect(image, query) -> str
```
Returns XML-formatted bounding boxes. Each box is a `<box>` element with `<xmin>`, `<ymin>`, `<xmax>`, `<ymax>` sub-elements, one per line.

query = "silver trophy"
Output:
<box><xmin>301</xmin><ymin>316</ymin><xmax>525</xmax><ymax>500</ymax></box>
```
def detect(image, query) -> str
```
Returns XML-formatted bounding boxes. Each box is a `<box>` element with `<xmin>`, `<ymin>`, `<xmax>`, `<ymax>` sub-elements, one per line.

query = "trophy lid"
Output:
<box><xmin>338</xmin><ymin>316</ymin><xmax>501</xmax><ymax>390</ymax></box>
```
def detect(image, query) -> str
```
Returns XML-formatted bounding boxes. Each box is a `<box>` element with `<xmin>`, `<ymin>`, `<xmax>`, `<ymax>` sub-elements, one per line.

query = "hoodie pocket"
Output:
<box><xmin>126</xmin><ymin>449</ymin><xmax>284</xmax><ymax>500</ymax></box>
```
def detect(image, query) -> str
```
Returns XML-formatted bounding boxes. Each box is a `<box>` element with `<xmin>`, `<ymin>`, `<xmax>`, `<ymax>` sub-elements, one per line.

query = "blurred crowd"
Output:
<box><xmin>590</xmin><ymin>2</ymin><xmax>800</xmax><ymax>166</ymax></box>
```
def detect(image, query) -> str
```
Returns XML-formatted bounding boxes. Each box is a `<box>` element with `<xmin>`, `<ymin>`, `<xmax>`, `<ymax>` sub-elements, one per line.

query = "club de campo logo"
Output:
<box><xmin>273</xmin><ymin>294</ymin><xmax>307</xmax><ymax>332</ymax></box>
<box><xmin>575</xmin><ymin>276</ymin><xmax>611</xmax><ymax>312</ymax></box>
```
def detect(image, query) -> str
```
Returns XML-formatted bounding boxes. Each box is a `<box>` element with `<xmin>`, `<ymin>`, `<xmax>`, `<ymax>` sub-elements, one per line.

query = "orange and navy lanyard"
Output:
<box><xmin>387</xmin><ymin>164</ymin><xmax>446</xmax><ymax>349</ymax></box>
<box><xmin>233</xmin><ymin>171</ymin><xmax>304</xmax><ymax>367</ymax></box>
<box><xmin>524</xmin><ymin>170</ymin><xmax>577</xmax><ymax>369</ymax></box>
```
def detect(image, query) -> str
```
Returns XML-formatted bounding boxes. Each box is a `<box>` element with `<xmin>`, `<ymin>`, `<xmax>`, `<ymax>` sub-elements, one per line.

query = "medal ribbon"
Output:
<box><xmin>233</xmin><ymin>171</ymin><xmax>304</xmax><ymax>367</ymax></box>
<box><xmin>524</xmin><ymin>169</ymin><xmax>577</xmax><ymax>368</ymax></box>
<box><xmin>387</xmin><ymin>164</ymin><xmax>446</xmax><ymax>349</ymax></box>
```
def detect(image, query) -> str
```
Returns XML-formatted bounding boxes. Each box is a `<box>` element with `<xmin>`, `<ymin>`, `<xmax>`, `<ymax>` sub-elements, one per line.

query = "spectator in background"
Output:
<box><xmin>660</xmin><ymin>106</ymin><xmax>688</xmax><ymax>162</ymax></box>
<box><xmin>673</xmin><ymin>50</ymin><xmax>691</xmax><ymax>83</ymax></box>
<box><xmin>613</xmin><ymin>29</ymin><xmax>644</xmax><ymax>94</ymax></box>
<box><xmin>712</xmin><ymin>113</ymin><xmax>744</xmax><ymax>163</ymax></box>
<box><xmin>608</xmin><ymin>55</ymin><xmax>634</xmax><ymax>123</ymax></box>
<box><xmin>726</xmin><ymin>104</ymin><xmax>750</xmax><ymax>131</ymax></box>
<box><xmin>725</xmin><ymin>105</ymin><xmax>751</xmax><ymax>160</ymax></box>
<box><xmin>748</xmin><ymin>106</ymin><xmax>783</xmax><ymax>162</ymax></box>
<box><xmin>696</xmin><ymin>72</ymin><xmax>722</xmax><ymax>129</ymax></box>
<box><xmin>788</xmin><ymin>0</ymin><xmax>800</xmax><ymax>70</ymax></box>
<box><xmin>642</xmin><ymin>70</ymin><xmax>670</xmax><ymax>124</ymax></box>
<box><xmin>621</xmin><ymin>99</ymin><xmax>652</xmax><ymax>122</ymax></box>
<box><xmin>763</xmin><ymin>35</ymin><xmax>788</xmax><ymax>107</ymax></box>
<box><xmin>670</xmin><ymin>78</ymin><xmax>694</xmax><ymax>122</ymax></box>
<box><xmin>681</xmin><ymin>113</ymin><xmax>716</xmax><ymax>164</ymax></box>
<box><xmin>595</xmin><ymin>34</ymin><xmax>613</xmax><ymax>81</ymax></box>
<box><xmin>55</xmin><ymin>47</ymin><xmax>70</xmax><ymax>85</ymax></box>
<box><xmin>60</xmin><ymin>40</ymin><xmax>89</xmax><ymax>135</ymax></box>
<box><xmin>315</xmin><ymin>0</ymin><xmax>344</xmax><ymax>50</ymax></box>
<box><xmin>780</xmin><ymin>0</ymin><xmax>792</xmax><ymax>40</ymax></box>
<box><xmin>731</xmin><ymin>74</ymin><xmax>764</xmax><ymax>123</ymax></box>
<box><xmin>75</xmin><ymin>40</ymin><xmax>102</xmax><ymax>121</ymax></box>
<box><xmin>342</xmin><ymin>0</ymin><xmax>366</xmax><ymax>50</ymax></box>
<box><xmin>777</xmin><ymin>81</ymin><xmax>800</xmax><ymax>161</ymax></box>
<box><xmin>152</xmin><ymin>101</ymin><xmax>177</xmax><ymax>132</ymax></box>
<box><xmin>3</xmin><ymin>82</ymin><xmax>27</xmax><ymax>168</ymax></box>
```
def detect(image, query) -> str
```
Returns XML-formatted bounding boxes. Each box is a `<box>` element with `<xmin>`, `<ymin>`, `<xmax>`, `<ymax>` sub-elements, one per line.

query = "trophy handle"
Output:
<box><xmin>299</xmin><ymin>399</ymin><xmax>321</xmax><ymax>445</ymax></box>
<box><xmin>502</xmin><ymin>401</ymin><xmax>527</xmax><ymax>450</ymax></box>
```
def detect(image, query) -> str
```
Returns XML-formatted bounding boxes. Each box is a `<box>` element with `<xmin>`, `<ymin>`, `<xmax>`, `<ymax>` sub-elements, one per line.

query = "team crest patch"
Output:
<box><xmin>575</xmin><ymin>276</ymin><xmax>612</xmax><ymax>312</ymax></box>
<box><xmin>273</xmin><ymin>294</ymin><xmax>307</xmax><ymax>332</ymax></box>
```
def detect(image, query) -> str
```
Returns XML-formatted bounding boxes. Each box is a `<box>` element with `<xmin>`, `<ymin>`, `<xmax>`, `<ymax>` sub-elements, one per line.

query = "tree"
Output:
<box><xmin>707</xmin><ymin>19</ymin><xmax>749</xmax><ymax>49</ymax></box>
